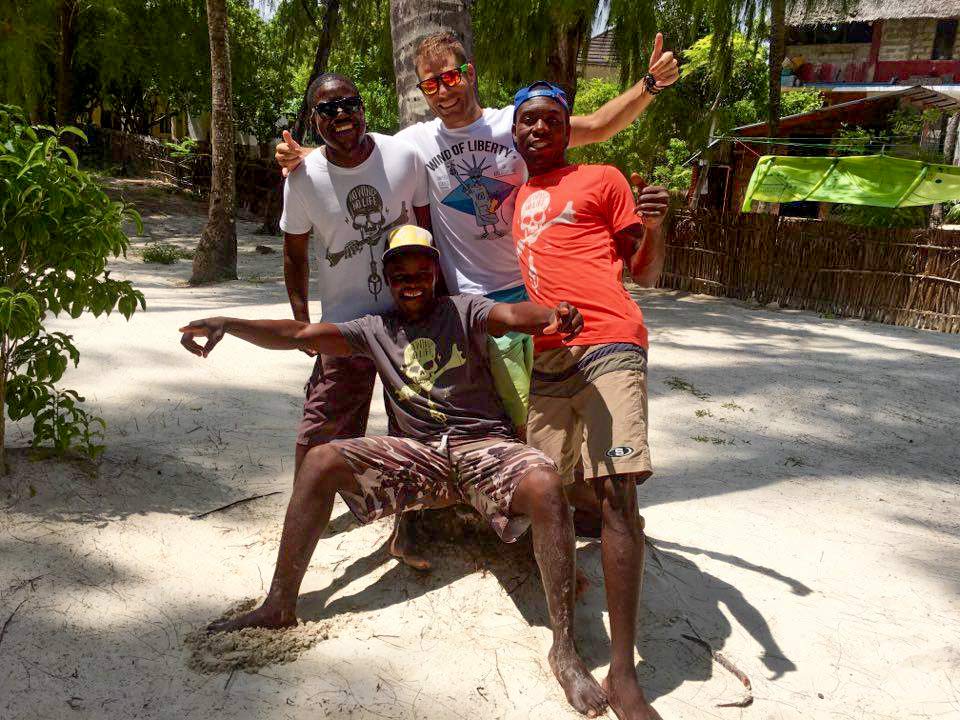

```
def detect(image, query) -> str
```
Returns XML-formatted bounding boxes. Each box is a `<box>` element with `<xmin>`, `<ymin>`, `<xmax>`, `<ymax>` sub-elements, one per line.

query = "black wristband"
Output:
<box><xmin>644</xmin><ymin>73</ymin><xmax>662</xmax><ymax>95</ymax></box>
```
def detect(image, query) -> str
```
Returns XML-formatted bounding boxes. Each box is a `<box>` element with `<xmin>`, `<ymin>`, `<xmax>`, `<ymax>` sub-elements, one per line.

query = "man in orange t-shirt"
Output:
<box><xmin>512</xmin><ymin>81</ymin><xmax>670</xmax><ymax>720</ymax></box>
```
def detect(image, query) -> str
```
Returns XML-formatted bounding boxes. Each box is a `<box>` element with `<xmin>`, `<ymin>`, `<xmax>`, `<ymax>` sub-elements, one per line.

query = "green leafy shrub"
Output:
<box><xmin>142</xmin><ymin>242</ymin><xmax>191</xmax><ymax>264</ymax></box>
<box><xmin>780</xmin><ymin>88</ymin><xmax>825</xmax><ymax>117</ymax></box>
<box><xmin>826</xmin><ymin>204</ymin><xmax>928</xmax><ymax>228</ymax></box>
<box><xmin>0</xmin><ymin>104</ymin><xmax>146</xmax><ymax>472</ymax></box>
<box><xmin>164</xmin><ymin>137</ymin><xmax>198</xmax><ymax>159</ymax></box>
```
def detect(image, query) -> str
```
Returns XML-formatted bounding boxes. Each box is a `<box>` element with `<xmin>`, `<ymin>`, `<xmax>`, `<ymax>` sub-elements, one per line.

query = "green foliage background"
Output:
<box><xmin>0</xmin><ymin>104</ymin><xmax>145</xmax><ymax>462</ymax></box>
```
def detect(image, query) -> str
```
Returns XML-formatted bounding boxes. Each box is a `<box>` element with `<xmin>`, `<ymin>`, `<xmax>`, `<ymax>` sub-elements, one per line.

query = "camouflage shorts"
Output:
<box><xmin>330</xmin><ymin>436</ymin><xmax>557</xmax><ymax>543</ymax></box>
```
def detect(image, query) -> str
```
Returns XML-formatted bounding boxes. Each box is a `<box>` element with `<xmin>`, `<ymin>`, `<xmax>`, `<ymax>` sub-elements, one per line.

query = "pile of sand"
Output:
<box><xmin>185</xmin><ymin>599</ymin><xmax>334</xmax><ymax>674</ymax></box>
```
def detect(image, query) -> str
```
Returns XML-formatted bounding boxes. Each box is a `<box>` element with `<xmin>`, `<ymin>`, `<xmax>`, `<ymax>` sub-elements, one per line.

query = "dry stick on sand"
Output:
<box><xmin>0</xmin><ymin>598</ymin><xmax>28</xmax><ymax>651</ymax></box>
<box><xmin>190</xmin><ymin>491</ymin><xmax>282</xmax><ymax>520</ymax></box>
<box><xmin>645</xmin><ymin>539</ymin><xmax>754</xmax><ymax>708</ymax></box>
<box><xmin>681</xmin><ymin>627</ymin><xmax>753</xmax><ymax>708</ymax></box>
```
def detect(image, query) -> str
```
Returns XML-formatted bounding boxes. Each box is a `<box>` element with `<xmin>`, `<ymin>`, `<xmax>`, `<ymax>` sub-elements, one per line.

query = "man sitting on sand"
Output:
<box><xmin>511</xmin><ymin>82</ymin><xmax>670</xmax><ymax>720</ymax></box>
<box><xmin>179</xmin><ymin>226</ymin><xmax>609</xmax><ymax>718</ymax></box>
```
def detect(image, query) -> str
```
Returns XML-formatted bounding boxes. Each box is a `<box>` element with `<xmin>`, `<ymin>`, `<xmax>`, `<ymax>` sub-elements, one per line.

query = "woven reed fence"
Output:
<box><xmin>87</xmin><ymin>129</ymin><xmax>283</xmax><ymax>221</ymax></box>
<box><xmin>662</xmin><ymin>210</ymin><xmax>960</xmax><ymax>333</ymax></box>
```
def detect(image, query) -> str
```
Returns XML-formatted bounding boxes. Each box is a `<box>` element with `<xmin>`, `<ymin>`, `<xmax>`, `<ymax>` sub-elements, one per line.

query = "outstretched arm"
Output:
<box><xmin>179</xmin><ymin>317</ymin><xmax>353</xmax><ymax>358</ymax></box>
<box><xmin>487</xmin><ymin>301</ymin><xmax>583</xmax><ymax>341</ymax></box>
<box><xmin>569</xmin><ymin>32</ymin><xmax>679</xmax><ymax>149</ymax></box>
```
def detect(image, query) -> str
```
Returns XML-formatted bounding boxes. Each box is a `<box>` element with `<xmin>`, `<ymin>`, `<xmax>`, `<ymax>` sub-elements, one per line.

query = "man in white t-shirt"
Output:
<box><xmin>280</xmin><ymin>72</ymin><xmax>431</xmax><ymax>568</ymax></box>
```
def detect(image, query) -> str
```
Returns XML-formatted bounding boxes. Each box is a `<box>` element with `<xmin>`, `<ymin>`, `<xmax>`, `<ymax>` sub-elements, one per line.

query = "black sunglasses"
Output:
<box><xmin>313</xmin><ymin>96</ymin><xmax>363</xmax><ymax>118</ymax></box>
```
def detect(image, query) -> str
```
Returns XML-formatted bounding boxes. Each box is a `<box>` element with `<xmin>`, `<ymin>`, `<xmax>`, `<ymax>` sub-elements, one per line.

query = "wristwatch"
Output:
<box><xmin>644</xmin><ymin>73</ymin><xmax>662</xmax><ymax>95</ymax></box>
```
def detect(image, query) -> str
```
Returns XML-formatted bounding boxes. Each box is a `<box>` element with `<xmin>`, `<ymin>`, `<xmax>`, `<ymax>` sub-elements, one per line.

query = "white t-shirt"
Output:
<box><xmin>396</xmin><ymin>106</ymin><xmax>526</xmax><ymax>295</ymax></box>
<box><xmin>280</xmin><ymin>133</ymin><xmax>428</xmax><ymax>322</ymax></box>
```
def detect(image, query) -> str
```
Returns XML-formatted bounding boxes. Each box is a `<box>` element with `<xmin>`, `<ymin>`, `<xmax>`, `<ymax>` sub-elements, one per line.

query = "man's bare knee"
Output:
<box><xmin>599</xmin><ymin>475</ymin><xmax>643</xmax><ymax>534</ymax></box>
<box><xmin>296</xmin><ymin>444</ymin><xmax>355</xmax><ymax>494</ymax></box>
<box><xmin>512</xmin><ymin>467</ymin><xmax>566</xmax><ymax>519</ymax></box>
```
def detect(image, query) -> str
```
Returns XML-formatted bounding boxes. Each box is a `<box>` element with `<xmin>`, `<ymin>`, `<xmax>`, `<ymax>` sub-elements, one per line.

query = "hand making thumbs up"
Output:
<box><xmin>647</xmin><ymin>32</ymin><xmax>679</xmax><ymax>93</ymax></box>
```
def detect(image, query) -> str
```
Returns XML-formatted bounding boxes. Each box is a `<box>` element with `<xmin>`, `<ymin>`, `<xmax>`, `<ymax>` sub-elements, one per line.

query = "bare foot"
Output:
<box><xmin>602</xmin><ymin>674</ymin><xmax>662</xmax><ymax>720</ymax></box>
<box><xmin>389</xmin><ymin>513</ymin><xmax>432</xmax><ymax>572</ymax></box>
<box><xmin>207</xmin><ymin>603</ymin><xmax>297</xmax><ymax>634</ymax></box>
<box><xmin>548</xmin><ymin>641</ymin><xmax>608</xmax><ymax>717</ymax></box>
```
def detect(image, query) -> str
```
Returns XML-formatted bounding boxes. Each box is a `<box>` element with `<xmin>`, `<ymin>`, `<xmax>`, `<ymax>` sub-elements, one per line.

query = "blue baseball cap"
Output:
<box><xmin>513</xmin><ymin>81</ymin><xmax>570</xmax><ymax>119</ymax></box>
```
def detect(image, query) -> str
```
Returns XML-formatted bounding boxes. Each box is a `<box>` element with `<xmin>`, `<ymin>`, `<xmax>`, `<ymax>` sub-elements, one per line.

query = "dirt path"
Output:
<box><xmin>1</xmin><ymin>180</ymin><xmax>958</xmax><ymax>719</ymax></box>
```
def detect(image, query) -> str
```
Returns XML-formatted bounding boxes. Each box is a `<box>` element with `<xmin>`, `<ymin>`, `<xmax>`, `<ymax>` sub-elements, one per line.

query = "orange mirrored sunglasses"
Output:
<box><xmin>416</xmin><ymin>62</ymin><xmax>470</xmax><ymax>96</ymax></box>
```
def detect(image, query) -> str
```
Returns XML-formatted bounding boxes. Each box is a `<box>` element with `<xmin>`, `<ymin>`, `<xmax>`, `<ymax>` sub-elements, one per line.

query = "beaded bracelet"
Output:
<box><xmin>644</xmin><ymin>73</ymin><xmax>663</xmax><ymax>95</ymax></box>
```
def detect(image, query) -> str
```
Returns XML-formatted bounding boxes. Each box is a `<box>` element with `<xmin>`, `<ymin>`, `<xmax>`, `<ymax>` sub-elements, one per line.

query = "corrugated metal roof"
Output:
<box><xmin>732</xmin><ymin>85</ymin><xmax>960</xmax><ymax>136</ymax></box>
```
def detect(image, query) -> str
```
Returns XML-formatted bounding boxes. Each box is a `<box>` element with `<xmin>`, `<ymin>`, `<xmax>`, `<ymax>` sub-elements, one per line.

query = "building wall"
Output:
<box><xmin>878</xmin><ymin>18</ymin><xmax>940</xmax><ymax>61</ymax></box>
<box><xmin>786</xmin><ymin>19</ymin><xmax>943</xmax><ymax>65</ymax></box>
<box><xmin>581</xmin><ymin>62</ymin><xmax>619</xmax><ymax>80</ymax></box>
<box><xmin>787</xmin><ymin>42</ymin><xmax>871</xmax><ymax>67</ymax></box>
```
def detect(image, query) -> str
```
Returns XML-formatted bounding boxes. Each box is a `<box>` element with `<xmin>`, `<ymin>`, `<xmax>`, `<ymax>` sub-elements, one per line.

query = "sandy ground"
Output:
<box><xmin>1</xmin><ymin>178</ymin><xmax>959</xmax><ymax>720</ymax></box>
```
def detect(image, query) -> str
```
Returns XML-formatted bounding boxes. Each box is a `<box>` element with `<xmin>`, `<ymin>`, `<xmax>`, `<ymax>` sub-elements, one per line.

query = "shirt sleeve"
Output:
<box><xmin>601</xmin><ymin>166</ymin><xmax>643</xmax><ymax>236</ymax></box>
<box><xmin>279</xmin><ymin>176</ymin><xmax>313</xmax><ymax>234</ymax></box>
<box><xmin>333</xmin><ymin>316</ymin><xmax>373</xmax><ymax>357</ymax></box>
<box><xmin>394</xmin><ymin>123</ymin><xmax>420</xmax><ymax>144</ymax></box>
<box><xmin>409</xmin><ymin>143</ymin><xmax>429</xmax><ymax>207</ymax></box>
<box><xmin>463</xmin><ymin>294</ymin><xmax>497</xmax><ymax>337</ymax></box>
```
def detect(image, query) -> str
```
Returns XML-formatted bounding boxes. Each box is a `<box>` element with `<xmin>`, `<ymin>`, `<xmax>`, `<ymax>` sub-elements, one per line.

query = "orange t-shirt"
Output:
<box><xmin>513</xmin><ymin>164</ymin><xmax>647</xmax><ymax>351</ymax></box>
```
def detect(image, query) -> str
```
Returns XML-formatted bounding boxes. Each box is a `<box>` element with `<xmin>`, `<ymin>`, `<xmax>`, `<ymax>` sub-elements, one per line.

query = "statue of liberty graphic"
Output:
<box><xmin>440</xmin><ymin>154</ymin><xmax>515</xmax><ymax>239</ymax></box>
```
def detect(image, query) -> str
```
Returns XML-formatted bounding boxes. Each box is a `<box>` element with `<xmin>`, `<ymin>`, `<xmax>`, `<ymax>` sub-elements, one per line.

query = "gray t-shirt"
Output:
<box><xmin>336</xmin><ymin>294</ymin><xmax>513</xmax><ymax>442</ymax></box>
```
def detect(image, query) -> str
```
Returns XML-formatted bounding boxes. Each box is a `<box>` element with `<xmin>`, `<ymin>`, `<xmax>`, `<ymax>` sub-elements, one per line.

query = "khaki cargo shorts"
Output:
<box><xmin>527</xmin><ymin>343</ymin><xmax>652</xmax><ymax>484</ymax></box>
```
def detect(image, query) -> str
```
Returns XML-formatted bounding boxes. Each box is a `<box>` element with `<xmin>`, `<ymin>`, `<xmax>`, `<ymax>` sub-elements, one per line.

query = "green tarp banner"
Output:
<box><xmin>741</xmin><ymin>154</ymin><xmax>960</xmax><ymax>211</ymax></box>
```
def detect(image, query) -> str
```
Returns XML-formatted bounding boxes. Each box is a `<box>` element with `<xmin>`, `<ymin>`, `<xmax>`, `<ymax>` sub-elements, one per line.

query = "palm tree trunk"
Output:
<box><xmin>389</xmin><ymin>0</ymin><xmax>475</xmax><ymax>126</ymax></box>
<box><xmin>192</xmin><ymin>0</ymin><xmax>238</xmax><ymax>284</ymax></box>
<box><xmin>546</xmin><ymin>14</ymin><xmax>588</xmax><ymax>107</ymax></box>
<box><xmin>55</xmin><ymin>0</ymin><xmax>78</xmax><ymax>126</ymax></box>
<box><xmin>945</xmin><ymin>113</ymin><xmax>960</xmax><ymax>165</ymax></box>
<box><xmin>768</xmin><ymin>0</ymin><xmax>787</xmax><ymax>138</ymax></box>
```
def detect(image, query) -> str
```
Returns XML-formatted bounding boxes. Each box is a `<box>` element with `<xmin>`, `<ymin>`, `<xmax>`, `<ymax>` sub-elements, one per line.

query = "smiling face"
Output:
<box><xmin>384</xmin><ymin>252</ymin><xmax>439</xmax><ymax>321</ymax></box>
<box><xmin>512</xmin><ymin>97</ymin><xmax>570</xmax><ymax>176</ymax></box>
<box><xmin>312</xmin><ymin>79</ymin><xmax>366</xmax><ymax>156</ymax></box>
<box><xmin>415</xmin><ymin>51</ymin><xmax>481</xmax><ymax>129</ymax></box>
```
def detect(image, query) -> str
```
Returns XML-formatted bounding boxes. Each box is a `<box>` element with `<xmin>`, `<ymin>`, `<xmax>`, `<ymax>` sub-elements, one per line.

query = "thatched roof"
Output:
<box><xmin>787</xmin><ymin>0</ymin><xmax>960</xmax><ymax>25</ymax></box>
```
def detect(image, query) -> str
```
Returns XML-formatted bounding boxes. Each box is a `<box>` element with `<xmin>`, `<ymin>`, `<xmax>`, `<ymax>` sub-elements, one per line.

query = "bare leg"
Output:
<box><xmin>511</xmin><ymin>468</ymin><xmax>607</xmax><ymax>718</ymax></box>
<box><xmin>294</xmin><ymin>442</ymin><xmax>309</xmax><ymax>480</ymax></box>
<box><xmin>566</xmin><ymin>475</ymin><xmax>600</xmax><ymax>599</ymax></box>
<box><xmin>301</xmin><ymin>442</ymin><xmax>431</xmax><ymax>571</ymax></box>
<box><xmin>597</xmin><ymin>474</ymin><xmax>660</xmax><ymax>720</ymax></box>
<box><xmin>566</xmin><ymin>477</ymin><xmax>603</xmax><ymax>539</ymax></box>
<box><xmin>209</xmin><ymin>445</ymin><xmax>360</xmax><ymax>632</ymax></box>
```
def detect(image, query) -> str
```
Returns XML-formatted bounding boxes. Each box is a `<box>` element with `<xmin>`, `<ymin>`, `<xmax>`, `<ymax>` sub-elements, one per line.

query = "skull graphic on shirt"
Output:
<box><xmin>396</xmin><ymin>338</ymin><xmax>466</xmax><ymax>421</ymax></box>
<box><xmin>516</xmin><ymin>189</ymin><xmax>576</xmax><ymax>290</ymax></box>
<box><xmin>516</xmin><ymin>190</ymin><xmax>576</xmax><ymax>253</ymax></box>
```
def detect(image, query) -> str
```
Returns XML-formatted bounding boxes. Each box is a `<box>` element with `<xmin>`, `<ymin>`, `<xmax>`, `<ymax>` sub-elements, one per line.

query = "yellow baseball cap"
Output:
<box><xmin>382</xmin><ymin>224</ymin><xmax>440</xmax><ymax>265</ymax></box>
